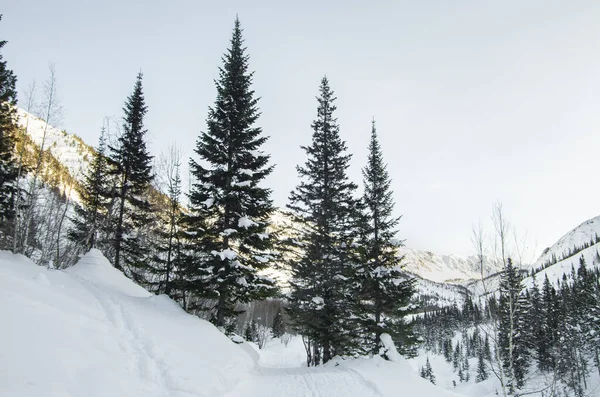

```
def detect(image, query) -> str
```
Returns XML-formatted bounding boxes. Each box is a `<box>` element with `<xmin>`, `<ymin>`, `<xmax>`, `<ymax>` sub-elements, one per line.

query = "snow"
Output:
<box><xmin>227</xmin><ymin>335</ymin><xmax>466</xmax><ymax>397</ymax></box>
<box><xmin>0</xmin><ymin>249</ymin><xmax>474</xmax><ymax>397</ymax></box>
<box><xmin>238</xmin><ymin>216</ymin><xmax>258</xmax><ymax>229</ymax></box>
<box><xmin>212</xmin><ymin>248</ymin><xmax>238</xmax><ymax>260</ymax></box>
<box><xmin>0</xmin><ymin>249</ymin><xmax>253</xmax><ymax>397</ymax></box>
<box><xmin>379</xmin><ymin>333</ymin><xmax>400</xmax><ymax>362</ymax></box>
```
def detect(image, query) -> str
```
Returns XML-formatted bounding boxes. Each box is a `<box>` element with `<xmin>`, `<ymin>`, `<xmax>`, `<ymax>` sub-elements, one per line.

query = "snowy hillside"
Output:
<box><xmin>0</xmin><ymin>249</ymin><xmax>254</xmax><ymax>397</ymax></box>
<box><xmin>412</xmin><ymin>276</ymin><xmax>468</xmax><ymax>309</ymax></box>
<box><xmin>0</xmin><ymin>249</ymin><xmax>469</xmax><ymax>397</ymax></box>
<box><xmin>525</xmin><ymin>242</ymin><xmax>600</xmax><ymax>289</ymax></box>
<box><xmin>16</xmin><ymin>108</ymin><xmax>95</xmax><ymax>183</ymax></box>
<box><xmin>533</xmin><ymin>214</ymin><xmax>600</xmax><ymax>270</ymax></box>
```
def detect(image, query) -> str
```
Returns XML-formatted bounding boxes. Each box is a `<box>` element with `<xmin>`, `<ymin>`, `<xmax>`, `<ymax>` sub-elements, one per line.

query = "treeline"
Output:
<box><xmin>416</xmin><ymin>255</ymin><xmax>600</xmax><ymax>396</ymax></box>
<box><xmin>0</xmin><ymin>16</ymin><xmax>417</xmax><ymax>364</ymax></box>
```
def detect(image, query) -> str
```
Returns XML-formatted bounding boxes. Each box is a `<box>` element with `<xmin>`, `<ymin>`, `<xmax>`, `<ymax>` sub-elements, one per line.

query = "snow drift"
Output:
<box><xmin>0</xmin><ymin>249</ymin><xmax>254</xmax><ymax>397</ymax></box>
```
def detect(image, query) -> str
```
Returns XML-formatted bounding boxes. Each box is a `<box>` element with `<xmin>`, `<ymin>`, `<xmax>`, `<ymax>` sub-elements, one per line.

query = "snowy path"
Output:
<box><xmin>226</xmin><ymin>366</ymin><xmax>383</xmax><ymax>397</ymax></box>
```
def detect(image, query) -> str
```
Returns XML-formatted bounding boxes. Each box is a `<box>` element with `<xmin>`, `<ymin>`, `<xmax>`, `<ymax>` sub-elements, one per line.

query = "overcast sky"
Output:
<box><xmin>3</xmin><ymin>1</ymin><xmax>600</xmax><ymax>258</ymax></box>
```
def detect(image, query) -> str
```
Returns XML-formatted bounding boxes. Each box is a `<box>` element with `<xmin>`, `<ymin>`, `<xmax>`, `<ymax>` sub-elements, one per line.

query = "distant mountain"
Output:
<box><xmin>399</xmin><ymin>247</ymin><xmax>503</xmax><ymax>284</ymax></box>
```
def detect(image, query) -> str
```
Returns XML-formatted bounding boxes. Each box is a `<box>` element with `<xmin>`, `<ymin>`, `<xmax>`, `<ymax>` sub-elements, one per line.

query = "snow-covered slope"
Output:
<box><xmin>525</xmin><ymin>243</ymin><xmax>600</xmax><ymax>289</ymax></box>
<box><xmin>533</xmin><ymin>214</ymin><xmax>600</xmax><ymax>270</ymax></box>
<box><xmin>412</xmin><ymin>276</ymin><xmax>468</xmax><ymax>309</ymax></box>
<box><xmin>0</xmin><ymin>249</ymin><xmax>254</xmax><ymax>397</ymax></box>
<box><xmin>16</xmin><ymin>108</ymin><xmax>95</xmax><ymax>182</ymax></box>
<box><xmin>0</xmin><ymin>249</ymin><xmax>469</xmax><ymax>397</ymax></box>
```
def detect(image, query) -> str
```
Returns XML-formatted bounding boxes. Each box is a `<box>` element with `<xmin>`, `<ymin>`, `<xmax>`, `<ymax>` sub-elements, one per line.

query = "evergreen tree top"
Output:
<box><xmin>289</xmin><ymin>76</ymin><xmax>357</xmax><ymax>226</ymax></box>
<box><xmin>122</xmin><ymin>72</ymin><xmax>148</xmax><ymax>136</ymax></box>
<box><xmin>361</xmin><ymin>118</ymin><xmax>400</xmax><ymax>242</ymax></box>
<box><xmin>0</xmin><ymin>14</ymin><xmax>17</xmax><ymax>108</ymax></box>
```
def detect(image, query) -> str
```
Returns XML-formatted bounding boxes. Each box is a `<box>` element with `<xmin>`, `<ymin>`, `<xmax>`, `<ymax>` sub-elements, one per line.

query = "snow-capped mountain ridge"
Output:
<box><xmin>398</xmin><ymin>247</ymin><xmax>504</xmax><ymax>284</ymax></box>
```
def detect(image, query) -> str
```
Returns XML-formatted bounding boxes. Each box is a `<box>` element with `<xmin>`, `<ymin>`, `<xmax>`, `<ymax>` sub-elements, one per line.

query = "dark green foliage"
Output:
<box><xmin>287</xmin><ymin>77</ymin><xmax>362</xmax><ymax>365</ymax></box>
<box><xmin>69</xmin><ymin>128</ymin><xmax>110</xmax><ymax>253</ymax></box>
<box><xmin>272</xmin><ymin>310</ymin><xmax>286</xmax><ymax>338</ymax></box>
<box><xmin>245</xmin><ymin>320</ymin><xmax>259</xmax><ymax>343</ymax></box>
<box><xmin>356</xmin><ymin>120</ymin><xmax>417</xmax><ymax>357</ymax></box>
<box><xmin>0</xmin><ymin>15</ymin><xmax>21</xmax><ymax>248</ymax></box>
<box><xmin>186</xmin><ymin>18</ymin><xmax>277</xmax><ymax>328</ymax></box>
<box><xmin>109</xmin><ymin>73</ymin><xmax>154</xmax><ymax>281</ymax></box>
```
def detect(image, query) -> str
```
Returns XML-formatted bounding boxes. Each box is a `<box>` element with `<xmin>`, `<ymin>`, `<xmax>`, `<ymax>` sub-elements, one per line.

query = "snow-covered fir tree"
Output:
<box><xmin>0</xmin><ymin>15</ymin><xmax>21</xmax><ymax>249</ymax></box>
<box><xmin>108</xmin><ymin>72</ymin><xmax>154</xmax><ymax>281</ymax></box>
<box><xmin>186</xmin><ymin>18</ymin><xmax>277</xmax><ymax>330</ymax></box>
<box><xmin>356</xmin><ymin>119</ymin><xmax>417</xmax><ymax>357</ymax></box>
<box><xmin>287</xmin><ymin>76</ymin><xmax>363</xmax><ymax>365</ymax></box>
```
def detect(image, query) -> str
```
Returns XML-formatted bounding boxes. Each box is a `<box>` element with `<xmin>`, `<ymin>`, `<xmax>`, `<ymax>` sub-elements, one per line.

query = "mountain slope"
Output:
<box><xmin>16</xmin><ymin>108</ymin><xmax>95</xmax><ymax>183</ymax></box>
<box><xmin>533</xmin><ymin>214</ymin><xmax>600</xmax><ymax>271</ymax></box>
<box><xmin>399</xmin><ymin>247</ymin><xmax>503</xmax><ymax>283</ymax></box>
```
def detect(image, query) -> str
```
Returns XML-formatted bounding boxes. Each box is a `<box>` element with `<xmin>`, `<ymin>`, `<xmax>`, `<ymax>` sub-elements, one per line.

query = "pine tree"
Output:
<box><xmin>186</xmin><ymin>18</ymin><xmax>277</xmax><ymax>328</ymax></box>
<box><xmin>527</xmin><ymin>275</ymin><xmax>552</xmax><ymax>372</ymax></box>
<box><xmin>109</xmin><ymin>73</ymin><xmax>154</xmax><ymax>280</ymax></box>
<box><xmin>356</xmin><ymin>119</ymin><xmax>416</xmax><ymax>356</ymax></box>
<box><xmin>69</xmin><ymin>127</ymin><xmax>110</xmax><ymax>254</ymax></box>
<box><xmin>498</xmin><ymin>258</ymin><xmax>530</xmax><ymax>392</ymax></box>
<box><xmin>476</xmin><ymin>345</ymin><xmax>489</xmax><ymax>382</ymax></box>
<box><xmin>0</xmin><ymin>15</ymin><xmax>21</xmax><ymax>249</ymax></box>
<box><xmin>424</xmin><ymin>356</ymin><xmax>436</xmax><ymax>384</ymax></box>
<box><xmin>287</xmin><ymin>77</ymin><xmax>362</xmax><ymax>365</ymax></box>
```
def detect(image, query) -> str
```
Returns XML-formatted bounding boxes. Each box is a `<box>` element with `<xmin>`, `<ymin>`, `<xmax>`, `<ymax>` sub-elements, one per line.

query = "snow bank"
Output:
<box><xmin>0</xmin><ymin>250</ymin><xmax>254</xmax><ymax>397</ymax></box>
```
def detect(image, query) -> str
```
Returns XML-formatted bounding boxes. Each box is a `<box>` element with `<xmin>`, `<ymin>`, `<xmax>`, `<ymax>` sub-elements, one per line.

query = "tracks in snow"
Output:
<box><xmin>72</xmin><ymin>276</ymin><xmax>174</xmax><ymax>397</ymax></box>
<box><xmin>227</xmin><ymin>365</ymin><xmax>384</xmax><ymax>397</ymax></box>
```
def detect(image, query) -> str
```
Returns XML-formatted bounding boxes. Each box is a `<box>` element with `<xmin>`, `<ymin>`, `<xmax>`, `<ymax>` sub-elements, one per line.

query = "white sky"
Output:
<box><xmin>3</xmin><ymin>1</ymin><xmax>600</xmax><ymax>257</ymax></box>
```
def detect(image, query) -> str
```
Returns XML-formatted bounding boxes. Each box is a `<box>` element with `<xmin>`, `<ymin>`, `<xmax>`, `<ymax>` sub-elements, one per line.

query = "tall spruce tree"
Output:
<box><xmin>187</xmin><ymin>18</ymin><xmax>277</xmax><ymax>329</ymax></box>
<box><xmin>69</xmin><ymin>127</ymin><xmax>109</xmax><ymax>253</ymax></box>
<box><xmin>109</xmin><ymin>73</ymin><xmax>154</xmax><ymax>280</ymax></box>
<box><xmin>357</xmin><ymin>119</ymin><xmax>416</xmax><ymax>357</ymax></box>
<box><xmin>0</xmin><ymin>15</ymin><xmax>21</xmax><ymax>248</ymax></box>
<box><xmin>287</xmin><ymin>77</ymin><xmax>362</xmax><ymax>365</ymax></box>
